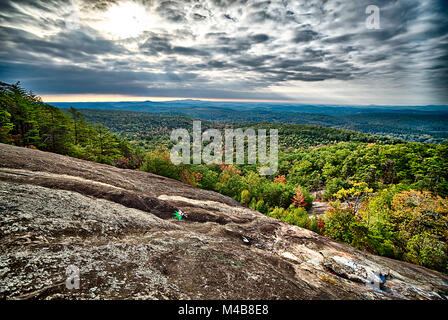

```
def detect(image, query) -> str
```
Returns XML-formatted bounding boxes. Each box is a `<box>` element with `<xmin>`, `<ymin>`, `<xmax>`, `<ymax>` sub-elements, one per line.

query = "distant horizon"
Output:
<box><xmin>44</xmin><ymin>95</ymin><xmax>448</xmax><ymax>108</ymax></box>
<box><xmin>42</xmin><ymin>95</ymin><xmax>302</xmax><ymax>104</ymax></box>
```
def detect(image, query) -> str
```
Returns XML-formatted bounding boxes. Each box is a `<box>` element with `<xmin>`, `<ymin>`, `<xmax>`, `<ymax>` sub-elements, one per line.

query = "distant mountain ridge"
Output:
<box><xmin>51</xmin><ymin>100</ymin><xmax>448</xmax><ymax>115</ymax></box>
<box><xmin>51</xmin><ymin>100</ymin><xmax>448</xmax><ymax>144</ymax></box>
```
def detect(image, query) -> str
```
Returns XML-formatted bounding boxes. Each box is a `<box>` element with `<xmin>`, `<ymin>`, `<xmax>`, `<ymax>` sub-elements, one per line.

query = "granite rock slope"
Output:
<box><xmin>0</xmin><ymin>143</ymin><xmax>447</xmax><ymax>300</ymax></box>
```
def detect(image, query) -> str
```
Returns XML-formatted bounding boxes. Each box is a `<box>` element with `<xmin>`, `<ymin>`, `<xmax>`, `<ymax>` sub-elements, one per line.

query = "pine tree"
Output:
<box><xmin>69</xmin><ymin>106</ymin><xmax>83</xmax><ymax>145</ymax></box>
<box><xmin>1</xmin><ymin>82</ymin><xmax>40</xmax><ymax>146</ymax></box>
<box><xmin>38</xmin><ymin>104</ymin><xmax>71</xmax><ymax>153</ymax></box>
<box><xmin>94</xmin><ymin>123</ymin><xmax>121</xmax><ymax>163</ymax></box>
<box><xmin>0</xmin><ymin>107</ymin><xmax>13</xmax><ymax>143</ymax></box>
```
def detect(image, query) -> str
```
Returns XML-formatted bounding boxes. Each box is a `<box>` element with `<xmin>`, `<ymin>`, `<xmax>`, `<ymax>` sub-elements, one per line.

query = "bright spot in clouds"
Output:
<box><xmin>94</xmin><ymin>2</ymin><xmax>149</xmax><ymax>40</ymax></box>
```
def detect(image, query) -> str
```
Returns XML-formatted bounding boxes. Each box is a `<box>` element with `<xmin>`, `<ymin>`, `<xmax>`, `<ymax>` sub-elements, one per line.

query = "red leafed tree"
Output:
<box><xmin>317</xmin><ymin>217</ymin><xmax>325</xmax><ymax>233</ymax></box>
<box><xmin>292</xmin><ymin>186</ymin><xmax>307</xmax><ymax>207</ymax></box>
<box><xmin>274</xmin><ymin>175</ymin><xmax>286</xmax><ymax>184</ymax></box>
<box><xmin>193</xmin><ymin>172</ymin><xmax>203</xmax><ymax>182</ymax></box>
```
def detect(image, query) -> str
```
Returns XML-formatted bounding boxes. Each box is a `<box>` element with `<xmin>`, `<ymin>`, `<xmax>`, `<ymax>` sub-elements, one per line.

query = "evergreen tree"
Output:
<box><xmin>0</xmin><ymin>107</ymin><xmax>13</xmax><ymax>143</ymax></box>
<box><xmin>94</xmin><ymin>123</ymin><xmax>121</xmax><ymax>163</ymax></box>
<box><xmin>69</xmin><ymin>106</ymin><xmax>84</xmax><ymax>145</ymax></box>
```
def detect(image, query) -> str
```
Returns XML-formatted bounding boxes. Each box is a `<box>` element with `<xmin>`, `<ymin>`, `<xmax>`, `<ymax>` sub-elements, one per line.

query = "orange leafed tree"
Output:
<box><xmin>193</xmin><ymin>172</ymin><xmax>203</xmax><ymax>182</ymax></box>
<box><xmin>274</xmin><ymin>175</ymin><xmax>286</xmax><ymax>184</ymax></box>
<box><xmin>292</xmin><ymin>186</ymin><xmax>307</xmax><ymax>208</ymax></box>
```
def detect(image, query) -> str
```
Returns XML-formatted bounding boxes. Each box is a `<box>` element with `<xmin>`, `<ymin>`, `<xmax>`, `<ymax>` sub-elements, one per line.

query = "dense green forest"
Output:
<box><xmin>80</xmin><ymin>109</ymin><xmax>401</xmax><ymax>150</ymax></box>
<box><xmin>1</xmin><ymin>82</ymin><xmax>447</xmax><ymax>273</ymax></box>
<box><xmin>54</xmin><ymin>101</ymin><xmax>448</xmax><ymax>144</ymax></box>
<box><xmin>0</xmin><ymin>82</ymin><xmax>143</xmax><ymax>168</ymax></box>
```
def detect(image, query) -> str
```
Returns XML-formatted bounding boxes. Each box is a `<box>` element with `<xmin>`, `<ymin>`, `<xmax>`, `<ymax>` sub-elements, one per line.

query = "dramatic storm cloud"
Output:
<box><xmin>0</xmin><ymin>0</ymin><xmax>447</xmax><ymax>104</ymax></box>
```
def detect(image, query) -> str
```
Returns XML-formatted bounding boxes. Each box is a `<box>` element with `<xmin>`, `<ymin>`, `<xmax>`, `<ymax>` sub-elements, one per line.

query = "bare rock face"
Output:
<box><xmin>0</xmin><ymin>143</ymin><xmax>447</xmax><ymax>300</ymax></box>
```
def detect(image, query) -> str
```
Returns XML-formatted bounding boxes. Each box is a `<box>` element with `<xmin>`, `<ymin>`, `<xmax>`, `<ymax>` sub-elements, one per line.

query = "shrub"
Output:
<box><xmin>284</xmin><ymin>207</ymin><xmax>310</xmax><ymax>228</ymax></box>
<box><xmin>324</xmin><ymin>178</ymin><xmax>348</xmax><ymax>201</ymax></box>
<box><xmin>405</xmin><ymin>233</ymin><xmax>448</xmax><ymax>272</ymax></box>
<box><xmin>141</xmin><ymin>147</ymin><xmax>182</xmax><ymax>180</ymax></box>
<box><xmin>240</xmin><ymin>189</ymin><xmax>251</xmax><ymax>205</ymax></box>
<box><xmin>324</xmin><ymin>202</ymin><xmax>356</xmax><ymax>243</ymax></box>
<box><xmin>195</xmin><ymin>168</ymin><xmax>219</xmax><ymax>190</ymax></box>
<box><xmin>268</xmin><ymin>207</ymin><xmax>287</xmax><ymax>220</ymax></box>
<box><xmin>216</xmin><ymin>174</ymin><xmax>246</xmax><ymax>200</ymax></box>
<box><xmin>262</xmin><ymin>182</ymin><xmax>295</xmax><ymax>208</ymax></box>
<box><xmin>255</xmin><ymin>199</ymin><xmax>268</xmax><ymax>214</ymax></box>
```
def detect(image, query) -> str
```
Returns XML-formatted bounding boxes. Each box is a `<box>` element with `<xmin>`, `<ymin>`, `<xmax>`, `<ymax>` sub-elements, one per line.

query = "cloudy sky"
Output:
<box><xmin>0</xmin><ymin>0</ymin><xmax>447</xmax><ymax>105</ymax></box>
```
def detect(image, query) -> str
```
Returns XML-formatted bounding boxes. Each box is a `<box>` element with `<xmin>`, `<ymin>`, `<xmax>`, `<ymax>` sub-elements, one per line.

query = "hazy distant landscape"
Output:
<box><xmin>54</xmin><ymin>101</ymin><xmax>448</xmax><ymax>143</ymax></box>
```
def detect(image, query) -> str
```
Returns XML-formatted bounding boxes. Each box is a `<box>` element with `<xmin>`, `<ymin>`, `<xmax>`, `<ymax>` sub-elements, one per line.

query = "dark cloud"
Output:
<box><xmin>236</xmin><ymin>55</ymin><xmax>275</xmax><ymax>68</ymax></box>
<box><xmin>192</xmin><ymin>13</ymin><xmax>207</xmax><ymax>21</ymax></box>
<box><xmin>293</xmin><ymin>29</ymin><xmax>320</xmax><ymax>43</ymax></box>
<box><xmin>0</xmin><ymin>60</ymin><xmax>287</xmax><ymax>100</ymax></box>
<box><xmin>155</xmin><ymin>1</ymin><xmax>186</xmax><ymax>23</ymax></box>
<box><xmin>250</xmin><ymin>34</ymin><xmax>269</xmax><ymax>43</ymax></box>
<box><xmin>0</xmin><ymin>61</ymin><xmax>199</xmax><ymax>94</ymax></box>
<box><xmin>140</xmin><ymin>33</ymin><xmax>209</xmax><ymax>56</ymax></box>
<box><xmin>223</xmin><ymin>13</ymin><xmax>236</xmax><ymax>22</ymax></box>
<box><xmin>1</xmin><ymin>26</ymin><xmax>127</xmax><ymax>62</ymax></box>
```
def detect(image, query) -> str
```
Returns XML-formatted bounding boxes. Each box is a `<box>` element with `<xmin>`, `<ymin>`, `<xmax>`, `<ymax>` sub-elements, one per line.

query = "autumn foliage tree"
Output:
<box><xmin>274</xmin><ymin>175</ymin><xmax>286</xmax><ymax>184</ymax></box>
<box><xmin>292</xmin><ymin>186</ymin><xmax>308</xmax><ymax>208</ymax></box>
<box><xmin>390</xmin><ymin>190</ymin><xmax>448</xmax><ymax>271</ymax></box>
